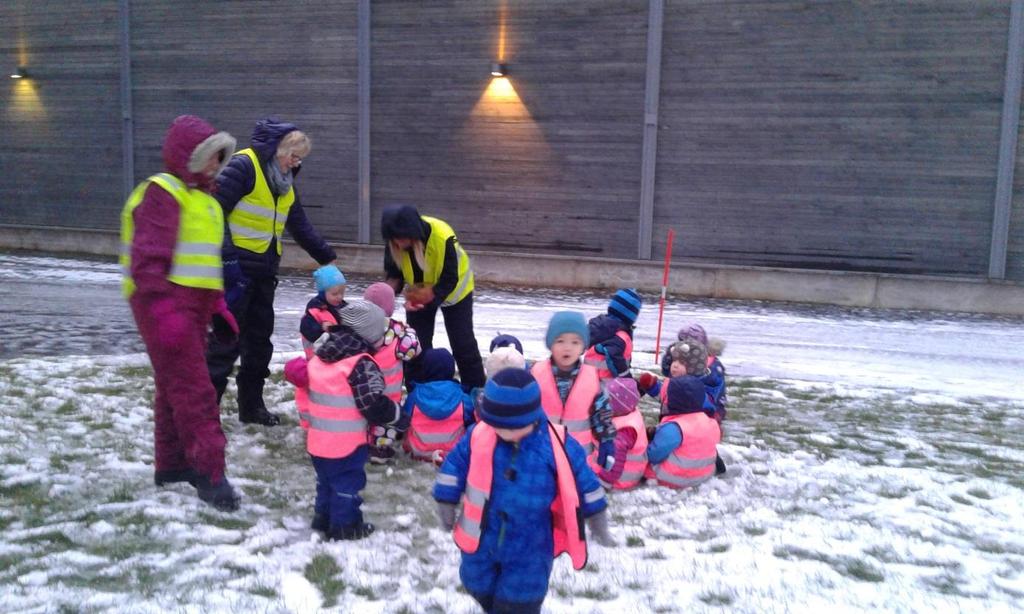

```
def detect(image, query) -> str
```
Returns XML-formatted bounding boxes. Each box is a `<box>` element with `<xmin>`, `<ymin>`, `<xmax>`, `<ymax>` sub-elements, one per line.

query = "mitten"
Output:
<box><xmin>284</xmin><ymin>356</ymin><xmax>309</xmax><ymax>388</ymax></box>
<box><xmin>598</xmin><ymin>439</ymin><xmax>616</xmax><ymax>471</ymax></box>
<box><xmin>636</xmin><ymin>372</ymin><xmax>658</xmax><ymax>394</ymax></box>
<box><xmin>395</xmin><ymin>328</ymin><xmax>421</xmax><ymax>361</ymax></box>
<box><xmin>370</xmin><ymin>425</ymin><xmax>399</xmax><ymax>447</ymax></box>
<box><xmin>211</xmin><ymin>299</ymin><xmax>240</xmax><ymax>343</ymax></box>
<box><xmin>222</xmin><ymin>259</ymin><xmax>250</xmax><ymax>309</ymax></box>
<box><xmin>436</xmin><ymin>501</ymin><xmax>457</xmax><ymax>531</ymax></box>
<box><xmin>586</xmin><ymin>510</ymin><xmax>616</xmax><ymax>547</ymax></box>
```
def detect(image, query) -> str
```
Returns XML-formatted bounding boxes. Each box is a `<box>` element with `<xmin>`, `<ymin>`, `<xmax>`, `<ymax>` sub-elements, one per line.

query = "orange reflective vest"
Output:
<box><xmin>531</xmin><ymin>361</ymin><xmax>600</xmax><ymax>460</ymax></box>
<box><xmin>403</xmin><ymin>400</ymin><xmax>465</xmax><ymax>460</ymax></box>
<box><xmin>301</xmin><ymin>306</ymin><xmax>338</xmax><ymax>359</ymax></box>
<box><xmin>295</xmin><ymin>353</ymin><xmax>371</xmax><ymax>458</ymax></box>
<box><xmin>645</xmin><ymin>413</ymin><xmax>720</xmax><ymax>489</ymax></box>
<box><xmin>604</xmin><ymin>410</ymin><xmax>649</xmax><ymax>490</ymax></box>
<box><xmin>453</xmin><ymin>422</ymin><xmax>587</xmax><ymax>570</ymax></box>
<box><xmin>583</xmin><ymin>330</ymin><xmax>633</xmax><ymax>379</ymax></box>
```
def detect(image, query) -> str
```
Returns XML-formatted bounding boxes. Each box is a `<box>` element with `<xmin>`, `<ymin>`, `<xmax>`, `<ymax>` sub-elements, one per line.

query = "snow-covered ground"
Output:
<box><xmin>1</xmin><ymin>252</ymin><xmax>1022</xmax><ymax>613</ymax></box>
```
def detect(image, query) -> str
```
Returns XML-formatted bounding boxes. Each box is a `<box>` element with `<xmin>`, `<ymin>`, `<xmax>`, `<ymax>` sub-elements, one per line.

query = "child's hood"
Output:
<box><xmin>587</xmin><ymin>314</ymin><xmax>626</xmax><ymax>346</ymax></box>
<box><xmin>411</xmin><ymin>380</ymin><xmax>466</xmax><ymax>418</ymax></box>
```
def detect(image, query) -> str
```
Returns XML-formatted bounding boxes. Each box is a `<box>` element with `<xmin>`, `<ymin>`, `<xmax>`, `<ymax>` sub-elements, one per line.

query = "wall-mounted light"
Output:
<box><xmin>490</xmin><ymin>62</ymin><xmax>507</xmax><ymax>77</ymax></box>
<box><xmin>10</xmin><ymin>66</ymin><xmax>28</xmax><ymax>79</ymax></box>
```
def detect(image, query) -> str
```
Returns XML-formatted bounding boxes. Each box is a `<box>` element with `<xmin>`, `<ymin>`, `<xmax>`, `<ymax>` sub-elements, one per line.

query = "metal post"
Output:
<box><xmin>357</xmin><ymin>0</ymin><xmax>371</xmax><ymax>244</ymax></box>
<box><xmin>989</xmin><ymin>0</ymin><xmax>1024</xmax><ymax>279</ymax></box>
<box><xmin>118</xmin><ymin>0</ymin><xmax>135</xmax><ymax>198</ymax></box>
<box><xmin>638</xmin><ymin>0</ymin><xmax>664</xmax><ymax>260</ymax></box>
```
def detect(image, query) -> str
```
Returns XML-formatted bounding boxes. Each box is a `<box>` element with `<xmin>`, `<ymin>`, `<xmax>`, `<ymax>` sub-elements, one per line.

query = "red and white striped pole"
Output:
<box><xmin>654</xmin><ymin>229</ymin><xmax>675</xmax><ymax>364</ymax></box>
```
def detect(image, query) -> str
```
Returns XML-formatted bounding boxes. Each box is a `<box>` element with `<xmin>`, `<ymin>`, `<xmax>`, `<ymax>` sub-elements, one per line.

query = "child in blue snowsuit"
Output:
<box><xmin>402</xmin><ymin>348</ymin><xmax>476</xmax><ymax>462</ymax></box>
<box><xmin>433</xmin><ymin>368</ymin><xmax>613</xmax><ymax>614</ymax></box>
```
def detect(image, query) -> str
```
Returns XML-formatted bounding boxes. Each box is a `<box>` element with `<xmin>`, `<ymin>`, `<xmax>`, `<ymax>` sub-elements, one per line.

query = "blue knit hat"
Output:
<box><xmin>665</xmin><ymin>375</ymin><xmax>707</xmax><ymax>414</ymax></box>
<box><xmin>489</xmin><ymin>333</ymin><xmax>524</xmax><ymax>355</ymax></box>
<box><xmin>608</xmin><ymin>288</ymin><xmax>642</xmax><ymax>325</ymax></box>
<box><xmin>479</xmin><ymin>368</ymin><xmax>545</xmax><ymax>428</ymax></box>
<box><xmin>417</xmin><ymin>348</ymin><xmax>456</xmax><ymax>383</ymax></box>
<box><xmin>313</xmin><ymin>264</ymin><xmax>346</xmax><ymax>292</ymax></box>
<box><xmin>545</xmin><ymin>311</ymin><xmax>589</xmax><ymax>349</ymax></box>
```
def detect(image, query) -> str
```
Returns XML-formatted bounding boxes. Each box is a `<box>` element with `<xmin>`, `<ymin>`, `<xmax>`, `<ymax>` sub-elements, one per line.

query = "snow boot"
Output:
<box><xmin>368</xmin><ymin>445</ymin><xmax>396</xmax><ymax>465</ymax></box>
<box><xmin>237</xmin><ymin>380</ymin><xmax>280</xmax><ymax>426</ymax></box>
<box><xmin>715</xmin><ymin>454</ymin><xmax>727</xmax><ymax>476</ymax></box>
<box><xmin>311</xmin><ymin>512</ymin><xmax>329</xmax><ymax>533</ymax></box>
<box><xmin>195</xmin><ymin>475</ymin><xmax>241</xmax><ymax>512</ymax></box>
<box><xmin>327</xmin><ymin>522</ymin><xmax>375</xmax><ymax>541</ymax></box>
<box><xmin>154</xmin><ymin>468</ymin><xmax>200</xmax><ymax>487</ymax></box>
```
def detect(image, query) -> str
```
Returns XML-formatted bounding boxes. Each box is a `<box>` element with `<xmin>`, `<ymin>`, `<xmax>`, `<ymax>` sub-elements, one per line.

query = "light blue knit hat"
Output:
<box><xmin>545</xmin><ymin>311</ymin><xmax>589</xmax><ymax>348</ymax></box>
<box><xmin>313</xmin><ymin>264</ymin><xmax>346</xmax><ymax>292</ymax></box>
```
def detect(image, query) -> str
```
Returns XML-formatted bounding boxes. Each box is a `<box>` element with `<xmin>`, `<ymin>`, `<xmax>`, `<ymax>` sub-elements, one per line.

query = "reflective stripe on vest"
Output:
<box><xmin>120</xmin><ymin>173</ymin><xmax>225</xmax><ymax>298</ymax></box>
<box><xmin>226</xmin><ymin>148</ymin><xmax>295</xmax><ymax>256</ymax></box>
<box><xmin>396</xmin><ymin>216</ymin><xmax>474</xmax><ymax>306</ymax></box>
<box><xmin>648</xmin><ymin>413</ymin><xmax>721</xmax><ymax>489</ymax></box>
<box><xmin>603</xmin><ymin>410</ymin><xmax>649</xmax><ymax>490</ymax></box>
<box><xmin>405</xmin><ymin>400</ymin><xmax>465</xmax><ymax>459</ymax></box>
<box><xmin>583</xmin><ymin>331</ymin><xmax>634</xmax><ymax>379</ymax></box>
<box><xmin>372</xmin><ymin>337</ymin><xmax>404</xmax><ymax>402</ymax></box>
<box><xmin>452</xmin><ymin>422</ymin><xmax>588</xmax><ymax>570</ymax></box>
<box><xmin>531</xmin><ymin>360</ymin><xmax>600</xmax><ymax>459</ymax></box>
<box><xmin>302</xmin><ymin>307</ymin><xmax>339</xmax><ymax>359</ymax></box>
<box><xmin>300</xmin><ymin>353</ymin><xmax>371</xmax><ymax>458</ymax></box>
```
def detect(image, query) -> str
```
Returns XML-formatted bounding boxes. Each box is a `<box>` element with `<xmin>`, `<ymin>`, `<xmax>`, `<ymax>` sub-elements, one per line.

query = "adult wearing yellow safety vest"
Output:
<box><xmin>381</xmin><ymin>205</ymin><xmax>486</xmax><ymax>391</ymax></box>
<box><xmin>121</xmin><ymin>115</ymin><xmax>241</xmax><ymax>512</ymax></box>
<box><xmin>205</xmin><ymin>117</ymin><xmax>338</xmax><ymax>426</ymax></box>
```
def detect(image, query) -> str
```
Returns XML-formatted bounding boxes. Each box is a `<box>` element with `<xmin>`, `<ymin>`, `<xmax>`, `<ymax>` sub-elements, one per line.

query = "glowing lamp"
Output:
<box><xmin>490</xmin><ymin>62</ymin><xmax>507</xmax><ymax>77</ymax></box>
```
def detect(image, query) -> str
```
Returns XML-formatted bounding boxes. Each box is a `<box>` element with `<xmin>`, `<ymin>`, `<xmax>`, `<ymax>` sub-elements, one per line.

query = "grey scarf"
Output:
<box><xmin>266</xmin><ymin>160</ymin><xmax>294</xmax><ymax>196</ymax></box>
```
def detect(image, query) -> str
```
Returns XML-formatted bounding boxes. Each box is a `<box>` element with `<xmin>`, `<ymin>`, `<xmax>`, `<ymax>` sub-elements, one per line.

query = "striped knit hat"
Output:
<box><xmin>479</xmin><ymin>368</ymin><xmax>545</xmax><ymax>428</ymax></box>
<box><xmin>607</xmin><ymin>288</ymin><xmax>642</xmax><ymax>325</ymax></box>
<box><xmin>339</xmin><ymin>301</ymin><xmax>388</xmax><ymax>347</ymax></box>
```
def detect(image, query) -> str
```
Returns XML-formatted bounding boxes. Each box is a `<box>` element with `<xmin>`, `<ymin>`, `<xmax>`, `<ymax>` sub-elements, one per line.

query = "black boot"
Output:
<box><xmin>327</xmin><ymin>522</ymin><xmax>375</xmax><ymax>541</ymax></box>
<box><xmin>311</xmin><ymin>512</ymin><xmax>329</xmax><ymax>533</ymax></box>
<box><xmin>195</xmin><ymin>475</ymin><xmax>241</xmax><ymax>512</ymax></box>
<box><xmin>154</xmin><ymin>468</ymin><xmax>200</xmax><ymax>487</ymax></box>
<box><xmin>715</xmin><ymin>454</ymin><xmax>727</xmax><ymax>476</ymax></box>
<box><xmin>237</xmin><ymin>379</ymin><xmax>280</xmax><ymax>426</ymax></box>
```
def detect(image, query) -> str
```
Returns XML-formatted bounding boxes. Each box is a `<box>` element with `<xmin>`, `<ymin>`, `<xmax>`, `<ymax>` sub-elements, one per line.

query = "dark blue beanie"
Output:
<box><xmin>608</xmin><ymin>288</ymin><xmax>642</xmax><ymax>325</ymax></box>
<box><xmin>489</xmin><ymin>333</ymin><xmax>524</xmax><ymax>355</ymax></box>
<box><xmin>545</xmin><ymin>311</ymin><xmax>589</xmax><ymax>348</ymax></box>
<box><xmin>665</xmin><ymin>375</ymin><xmax>707</xmax><ymax>414</ymax></box>
<box><xmin>479</xmin><ymin>368</ymin><xmax>545</xmax><ymax>428</ymax></box>
<box><xmin>417</xmin><ymin>348</ymin><xmax>456</xmax><ymax>382</ymax></box>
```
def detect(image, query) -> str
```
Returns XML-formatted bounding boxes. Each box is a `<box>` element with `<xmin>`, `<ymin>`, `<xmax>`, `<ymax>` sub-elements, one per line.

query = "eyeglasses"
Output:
<box><xmin>289</xmin><ymin>153</ymin><xmax>303</xmax><ymax>164</ymax></box>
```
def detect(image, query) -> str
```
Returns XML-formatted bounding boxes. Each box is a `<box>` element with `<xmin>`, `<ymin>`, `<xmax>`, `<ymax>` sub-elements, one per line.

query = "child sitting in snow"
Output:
<box><xmin>531</xmin><ymin>311</ymin><xmax>617</xmax><ymax>476</ymax></box>
<box><xmin>363</xmin><ymin>282</ymin><xmax>421</xmax><ymax>464</ymax></box>
<box><xmin>402</xmin><ymin>348</ymin><xmax>476</xmax><ymax>463</ymax></box>
<box><xmin>597</xmin><ymin>377</ymin><xmax>649</xmax><ymax>490</ymax></box>
<box><xmin>284</xmin><ymin>301</ymin><xmax>408</xmax><ymax>540</ymax></box>
<box><xmin>638</xmin><ymin>337</ymin><xmax>710</xmax><ymax>410</ymax></box>
<box><xmin>299</xmin><ymin>264</ymin><xmax>348</xmax><ymax>358</ymax></box>
<box><xmin>658</xmin><ymin>322</ymin><xmax>728</xmax><ymax>422</ymax></box>
<box><xmin>433</xmin><ymin>368</ymin><xmax>613</xmax><ymax>613</ymax></box>
<box><xmin>584</xmin><ymin>288</ymin><xmax>642</xmax><ymax>379</ymax></box>
<box><xmin>645</xmin><ymin>375</ymin><xmax>722</xmax><ymax>489</ymax></box>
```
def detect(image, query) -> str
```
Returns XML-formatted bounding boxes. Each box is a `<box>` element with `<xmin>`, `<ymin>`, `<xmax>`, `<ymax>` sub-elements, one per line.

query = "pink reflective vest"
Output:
<box><xmin>301</xmin><ymin>306</ymin><xmax>338</xmax><ymax>359</ymax></box>
<box><xmin>404</xmin><ymin>400</ymin><xmax>466</xmax><ymax>460</ymax></box>
<box><xmin>605</xmin><ymin>410</ymin><xmax>649</xmax><ymax>490</ymax></box>
<box><xmin>295</xmin><ymin>352</ymin><xmax>371</xmax><ymax>459</ymax></box>
<box><xmin>453</xmin><ymin>422</ymin><xmax>587</xmax><ymax>570</ymax></box>
<box><xmin>371</xmin><ymin>335</ymin><xmax>404</xmax><ymax>404</ymax></box>
<box><xmin>531</xmin><ymin>360</ymin><xmax>600</xmax><ymax>461</ymax></box>
<box><xmin>645</xmin><ymin>412</ymin><xmax>720</xmax><ymax>489</ymax></box>
<box><xmin>583</xmin><ymin>330</ymin><xmax>633</xmax><ymax>379</ymax></box>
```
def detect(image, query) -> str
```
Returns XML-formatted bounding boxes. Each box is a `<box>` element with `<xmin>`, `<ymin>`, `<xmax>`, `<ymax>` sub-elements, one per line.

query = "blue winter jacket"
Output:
<box><xmin>402</xmin><ymin>380</ymin><xmax>476</xmax><ymax>425</ymax></box>
<box><xmin>299</xmin><ymin>295</ymin><xmax>346</xmax><ymax>344</ymax></box>
<box><xmin>216</xmin><ymin>117</ymin><xmax>336</xmax><ymax>278</ymax></box>
<box><xmin>433</xmin><ymin>421</ymin><xmax>607</xmax><ymax>557</ymax></box>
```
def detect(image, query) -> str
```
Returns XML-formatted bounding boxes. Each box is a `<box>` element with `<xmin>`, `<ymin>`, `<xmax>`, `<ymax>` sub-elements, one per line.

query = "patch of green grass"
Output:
<box><xmin>644</xmin><ymin>549</ymin><xmax>667</xmax><ymax>560</ymax></box>
<box><xmin>20</xmin><ymin>530</ymin><xmax>76</xmax><ymax>550</ymax></box>
<box><xmin>250</xmin><ymin>584</ymin><xmax>278</xmax><ymax>599</ymax></box>
<box><xmin>743</xmin><ymin>525</ymin><xmax>767</xmax><ymax>537</ymax></box>
<box><xmin>199</xmin><ymin>512</ymin><xmax>252</xmax><ymax>532</ymax></box>
<box><xmin>704</xmin><ymin>542</ymin><xmax>731</xmax><ymax>554</ymax></box>
<box><xmin>353</xmin><ymin>585</ymin><xmax>377</xmax><ymax>599</ymax></box>
<box><xmin>626</xmin><ymin>535</ymin><xmax>645</xmax><ymax>547</ymax></box>
<box><xmin>108</xmin><ymin>483</ymin><xmax>136</xmax><ymax>503</ymax></box>
<box><xmin>304</xmin><ymin>553</ymin><xmax>346</xmax><ymax>608</ymax></box>
<box><xmin>966</xmin><ymin>488</ymin><xmax>992</xmax><ymax>500</ymax></box>
<box><xmin>576</xmin><ymin>584</ymin><xmax>615</xmax><ymax>600</ymax></box>
<box><xmin>698</xmin><ymin>590</ymin><xmax>735</xmax><ymax>606</ymax></box>
<box><xmin>949</xmin><ymin>494</ymin><xmax>973</xmax><ymax>506</ymax></box>
<box><xmin>775</xmin><ymin>545</ymin><xmax>884</xmax><ymax>583</ymax></box>
<box><xmin>55</xmin><ymin>400</ymin><xmax>77</xmax><ymax>415</ymax></box>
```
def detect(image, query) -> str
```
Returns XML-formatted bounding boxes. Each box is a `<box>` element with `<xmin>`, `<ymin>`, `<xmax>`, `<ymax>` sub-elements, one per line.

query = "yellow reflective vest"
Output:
<box><xmin>396</xmin><ymin>216</ymin><xmax>474</xmax><ymax>306</ymax></box>
<box><xmin>226</xmin><ymin>148</ymin><xmax>295</xmax><ymax>255</ymax></box>
<box><xmin>120</xmin><ymin>173</ymin><xmax>225</xmax><ymax>298</ymax></box>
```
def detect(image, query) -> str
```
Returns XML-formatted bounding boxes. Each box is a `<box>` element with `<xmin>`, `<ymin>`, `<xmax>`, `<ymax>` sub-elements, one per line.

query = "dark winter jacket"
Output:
<box><xmin>402</xmin><ymin>380</ymin><xmax>476</xmax><ymax>426</ymax></box>
<box><xmin>381</xmin><ymin>205</ymin><xmax>459</xmax><ymax>310</ymax></box>
<box><xmin>659</xmin><ymin>351</ymin><xmax>728</xmax><ymax>420</ymax></box>
<box><xmin>299</xmin><ymin>295</ymin><xmax>346</xmax><ymax>344</ymax></box>
<box><xmin>314</xmin><ymin>328</ymin><xmax>403</xmax><ymax>427</ymax></box>
<box><xmin>216</xmin><ymin>117</ymin><xmax>336</xmax><ymax>278</ymax></box>
<box><xmin>587</xmin><ymin>314</ymin><xmax>632</xmax><ymax>377</ymax></box>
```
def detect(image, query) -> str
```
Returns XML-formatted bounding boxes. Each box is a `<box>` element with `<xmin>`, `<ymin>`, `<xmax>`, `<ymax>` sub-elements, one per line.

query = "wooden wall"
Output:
<box><xmin>2</xmin><ymin>0</ymin><xmax>1024</xmax><ymax>281</ymax></box>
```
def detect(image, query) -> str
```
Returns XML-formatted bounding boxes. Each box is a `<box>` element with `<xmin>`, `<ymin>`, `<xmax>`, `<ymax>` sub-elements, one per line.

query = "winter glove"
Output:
<box><xmin>436</xmin><ymin>501</ymin><xmax>457</xmax><ymax>531</ymax></box>
<box><xmin>598</xmin><ymin>439</ymin><xmax>616</xmax><ymax>472</ymax></box>
<box><xmin>395</xmin><ymin>328</ymin><xmax>421</xmax><ymax>362</ymax></box>
<box><xmin>211</xmin><ymin>299</ymin><xmax>240</xmax><ymax>344</ymax></box>
<box><xmin>222</xmin><ymin>259</ymin><xmax>250</xmax><ymax>310</ymax></box>
<box><xmin>586</xmin><ymin>510</ymin><xmax>616</xmax><ymax>547</ymax></box>
<box><xmin>636</xmin><ymin>372</ymin><xmax>659</xmax><ymax>394</ymax></box>
<box><xmin>284</xmin><ymin>356</ymin><xmax>309</xmax><ymax>388</ymax></box>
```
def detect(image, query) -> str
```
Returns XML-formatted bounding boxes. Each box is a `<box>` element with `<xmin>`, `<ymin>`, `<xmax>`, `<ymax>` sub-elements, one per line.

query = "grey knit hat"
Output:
<box><xmin>669</xmin><ymin>339</ymin><xmax>709</xmax><ymax>377</ymax></box>
<box><xmin>339</xmin><ymin>301</ymin><xmax>388</xmax><ymax>347</ymax></box>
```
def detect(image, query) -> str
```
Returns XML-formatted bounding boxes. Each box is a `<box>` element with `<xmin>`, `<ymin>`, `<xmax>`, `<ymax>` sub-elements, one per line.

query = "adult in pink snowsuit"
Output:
<box><xmin>126</xmin><ymin>115</ymin><xmax>242</xmax><ymax>511</ymax></box>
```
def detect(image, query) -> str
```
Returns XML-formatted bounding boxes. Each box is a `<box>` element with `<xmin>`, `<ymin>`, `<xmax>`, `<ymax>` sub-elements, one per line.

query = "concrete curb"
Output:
<box><xmin>2</xmin><ymin>224</ymin><xmax>1022</xmax><ymax>316</ymax></box>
